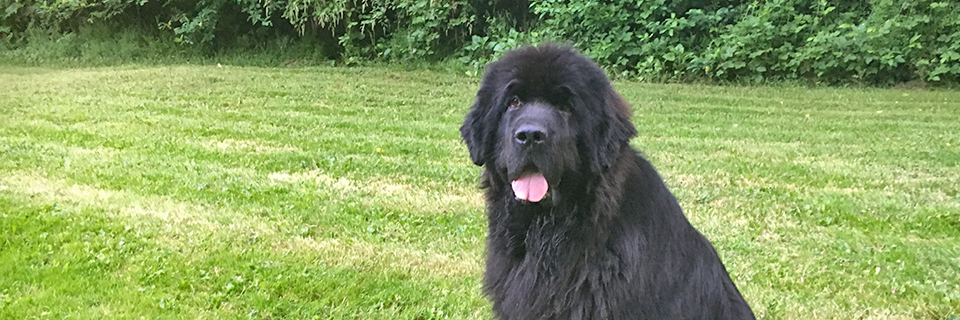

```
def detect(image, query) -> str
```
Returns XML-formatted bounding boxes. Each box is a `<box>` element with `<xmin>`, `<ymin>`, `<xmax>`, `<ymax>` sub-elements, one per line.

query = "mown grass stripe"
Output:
<box><xmin>2</xmin><ymin>65</ymin><xmax>958</xmax><ymax>319</ymax></box>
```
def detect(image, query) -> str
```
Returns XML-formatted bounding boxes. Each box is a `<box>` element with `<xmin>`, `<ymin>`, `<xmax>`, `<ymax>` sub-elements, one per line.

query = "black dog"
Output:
<box><xmin>460</xmin><ymin>44</ymin><xmax>756</xmax><ymax>319</ymax></box>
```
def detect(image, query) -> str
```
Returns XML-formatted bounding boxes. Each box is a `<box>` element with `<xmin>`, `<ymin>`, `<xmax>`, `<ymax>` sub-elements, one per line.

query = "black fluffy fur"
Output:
<box><xmin>460</xmin><ymin>44</ymin><xmax>756</xmax><ymax>320</ymax></box>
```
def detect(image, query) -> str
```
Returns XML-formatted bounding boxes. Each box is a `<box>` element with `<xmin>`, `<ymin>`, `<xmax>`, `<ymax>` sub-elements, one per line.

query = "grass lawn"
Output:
<box><xmin>1</xmin><ymin>64</ymin><xmax>958</xmax><ymax>319</ymax></box>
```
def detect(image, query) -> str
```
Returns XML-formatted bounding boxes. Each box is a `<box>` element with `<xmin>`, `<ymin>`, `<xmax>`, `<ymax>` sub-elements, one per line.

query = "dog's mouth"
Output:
<box><xmin>512</xmin><ymin>172</ymin><xmax>548</xmax><ymax>203</ymax></box>
<box><xmin>510</xmin><ymin>163</ymin><xmax>553</xmax><ymax>203</ymax></box>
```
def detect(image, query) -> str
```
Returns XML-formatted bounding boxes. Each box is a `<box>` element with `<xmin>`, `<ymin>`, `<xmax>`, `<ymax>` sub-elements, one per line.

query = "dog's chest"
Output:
<box><xmin>498</xmin><ymin>216</ymin><xmax>625</xmax><ymax>319</ymax></box>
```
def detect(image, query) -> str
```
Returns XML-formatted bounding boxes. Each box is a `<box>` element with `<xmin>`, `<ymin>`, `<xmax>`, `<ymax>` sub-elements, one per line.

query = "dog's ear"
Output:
<box><xmin>461</xmin><ymin>98</ymin><xmax>492</xmax><ymax>166</ymax></box>
<box><xmin>590</xmin><ymin>88</ymin><xmax>637</xmax><ymax>172</ymax></box>
<box><xmin>462</xmin><ymin>64</ymin><xmax>508</xmax><ymax>167</ymax></box>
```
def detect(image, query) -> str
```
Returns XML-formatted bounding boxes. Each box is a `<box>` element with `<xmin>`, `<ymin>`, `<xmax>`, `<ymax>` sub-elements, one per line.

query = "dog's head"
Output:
<box><xmin>460</xmin><ymin>44</ymin><xmax>637</xmax><ymax>204</ymax></box>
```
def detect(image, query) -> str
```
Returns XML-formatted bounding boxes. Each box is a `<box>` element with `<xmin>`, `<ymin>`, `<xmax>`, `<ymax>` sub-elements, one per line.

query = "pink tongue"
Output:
<box><xmin>511</xmin><ymin>173</ymin><xmax>548</xmax><ymax>202</ymax></box>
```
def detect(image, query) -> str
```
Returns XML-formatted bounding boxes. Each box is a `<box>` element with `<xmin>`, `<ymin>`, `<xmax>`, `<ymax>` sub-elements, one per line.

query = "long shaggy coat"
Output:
<box><xmin>460</xmin><ymin>44</ymin><xmax>756</xmax><ymax>320</ymax></box>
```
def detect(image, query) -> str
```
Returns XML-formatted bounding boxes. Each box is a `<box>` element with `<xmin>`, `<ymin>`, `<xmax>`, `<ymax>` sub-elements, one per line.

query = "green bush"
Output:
<box><xmin>2</xmin><ymin>0</ymin><xmax>957</xmax><ymax>85</ymax></box>
<box><xmin>532</xmin><ymin>0</ymin><xmax>959</xmax><ymax>85</ymax></box>
<box><xmin>696</xmin><ymin>0</ymin><xmax>960</xmax><ymax>85</ymax></box>
<box><xmin>532</xmin><ymin>0</ymin><xmax>735</xmax><ymax>81</ymax></box>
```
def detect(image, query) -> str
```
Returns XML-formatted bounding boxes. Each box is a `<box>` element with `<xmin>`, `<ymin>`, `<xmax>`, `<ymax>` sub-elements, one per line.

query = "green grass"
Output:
<box><xmin>1</xmin><ymin>64</ymin><xmax>958</xmax><ymax>320</ymax></box>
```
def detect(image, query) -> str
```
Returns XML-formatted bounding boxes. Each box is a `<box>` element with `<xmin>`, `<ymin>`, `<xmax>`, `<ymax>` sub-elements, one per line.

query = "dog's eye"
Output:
<box><xmin>507</xmin><ymin>96</ymin><xmax>520</xmax><ymax>109</ymax></box>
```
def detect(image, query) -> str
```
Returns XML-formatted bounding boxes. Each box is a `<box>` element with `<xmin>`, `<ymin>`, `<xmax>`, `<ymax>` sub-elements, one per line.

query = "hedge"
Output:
<box><xmin>2</xmin><ymin>0</ymin><xmax>957</xmax><ymax>85</ymax></box>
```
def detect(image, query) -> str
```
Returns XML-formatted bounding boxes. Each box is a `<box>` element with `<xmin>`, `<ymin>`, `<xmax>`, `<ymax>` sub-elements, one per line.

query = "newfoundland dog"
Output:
<box><xmin>460</xmin><ymin>44</ymin><xmax>756</xmax><ymax>319</ymax></box>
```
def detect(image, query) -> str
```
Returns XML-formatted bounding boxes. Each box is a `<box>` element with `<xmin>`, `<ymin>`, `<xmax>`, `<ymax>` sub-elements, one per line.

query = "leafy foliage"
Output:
<box><xmin>282</xmin><ymin>0</ymin><xmax>478</xmax><ymax>61</ymax></box>
<box><xmin>532</xmin><ymin>0</ymin><xmax>733</xmax><ymax>81</ymax></box>
<box><xmin>532</xmin><ymin>0</ymin><xmax>960</xmax><ymax>85</ymax></box>
<box><xmin>2</xmin><ymin>0</ymin><xmax>958</xmax><ymax>85</ymax></box>
<box><xmin>694</xmin><ymin>0</ymin><xmax>960</xmax><ymax>84</ymax></box>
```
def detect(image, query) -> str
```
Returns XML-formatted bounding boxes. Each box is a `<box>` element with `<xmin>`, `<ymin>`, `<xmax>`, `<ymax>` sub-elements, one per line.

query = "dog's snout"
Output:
<box><xmin>514</xmin><ymin>125</ymin><xmax>547</xmax><ymax>145</ymax></box>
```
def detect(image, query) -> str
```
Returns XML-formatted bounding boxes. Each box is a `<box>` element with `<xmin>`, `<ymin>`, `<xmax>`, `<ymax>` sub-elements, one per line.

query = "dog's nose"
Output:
<box><xmin>514</xmin><ymin>125</ymin><xmax>547</xmax><ymax>145</ymax></box>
